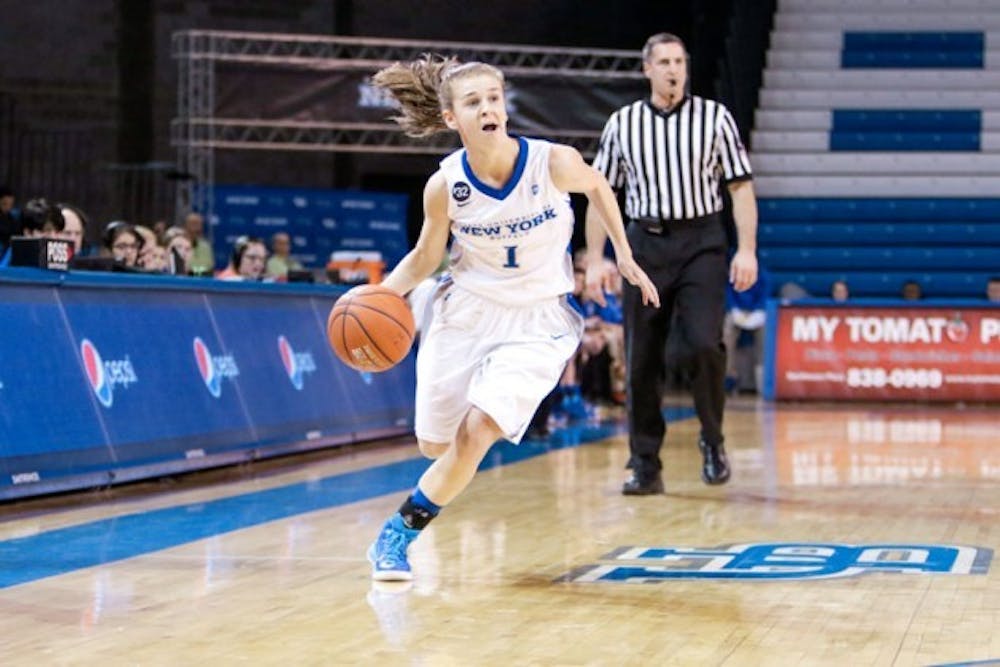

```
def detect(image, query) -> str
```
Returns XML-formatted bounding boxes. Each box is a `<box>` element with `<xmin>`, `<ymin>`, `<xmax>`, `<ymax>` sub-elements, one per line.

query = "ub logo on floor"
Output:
<box><xmin>557</xmin><ymin>543</ymin><xmax>993</xmax><ymax>582</ymax></box>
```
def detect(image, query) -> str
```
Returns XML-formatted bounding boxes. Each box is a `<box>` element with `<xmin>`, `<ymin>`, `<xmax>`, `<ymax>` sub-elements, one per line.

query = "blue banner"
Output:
<box><xmin>207</xmin><ymin>292</ymin><xmax>414</xmax><ymax>442</ymax></box>
<box><xmin>0</xmin><ymin>269</ymin><xmax>416</xmax><ymax>499</ymax></box>
<box><xmin>211</xmin><ymin>184</ymin><xmax>409</xmax><ymax>271</ymax></box>
<box><xmin>0</xmin><ymin>286</ymin><xmax>112</xmax><ymax>479</ymax></box>
<box><xmin>59</xmin><ymin>288</ymin><xmax>259</xmax><ymax>464</ymax></box>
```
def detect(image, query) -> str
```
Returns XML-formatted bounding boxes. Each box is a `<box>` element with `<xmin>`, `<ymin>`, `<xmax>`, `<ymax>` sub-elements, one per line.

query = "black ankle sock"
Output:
<box><xmin>397</xmin><ymin>492</ymin><xmax>440</xmax><ymax>530</ymax></box>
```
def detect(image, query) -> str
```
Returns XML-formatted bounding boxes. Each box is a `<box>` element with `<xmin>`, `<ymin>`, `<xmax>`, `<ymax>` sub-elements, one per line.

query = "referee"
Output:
<box><xmin>585</xmin><ymin>32</ymin><xmax>759</xmax><ymax>495</ymax></box>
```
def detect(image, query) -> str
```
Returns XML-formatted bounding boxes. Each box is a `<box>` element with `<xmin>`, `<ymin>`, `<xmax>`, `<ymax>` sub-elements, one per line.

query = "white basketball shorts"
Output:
<box><xmin>414</xmin><ymin>284</ymin><xmax>583</xmax><ymax>444</ymax></box>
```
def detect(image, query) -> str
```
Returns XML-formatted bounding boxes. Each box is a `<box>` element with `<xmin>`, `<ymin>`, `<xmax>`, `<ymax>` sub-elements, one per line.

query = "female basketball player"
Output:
<box><xmin>366</xmin><ymin>55</ymin><xmax>659</xmax><ymax>581</ymax></box>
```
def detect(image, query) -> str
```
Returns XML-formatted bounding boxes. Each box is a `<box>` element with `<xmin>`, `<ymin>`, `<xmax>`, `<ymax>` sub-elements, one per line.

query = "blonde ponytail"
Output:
<box><xmin>372</xmin><ymin>54</ymin><xmax>506</xmax><ymax>138</ymax></box>
<box><xmin>371</xmin><ymin>54</ymin><xmax>456</xmax><ymax>137</ymax></box>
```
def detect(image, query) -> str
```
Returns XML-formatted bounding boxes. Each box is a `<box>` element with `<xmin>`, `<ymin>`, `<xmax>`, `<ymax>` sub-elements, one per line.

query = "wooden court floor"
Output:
<box><xmin>1</xmin><ymin>399</ymin><xmax>998</xmax><ymax>666</ymax></box>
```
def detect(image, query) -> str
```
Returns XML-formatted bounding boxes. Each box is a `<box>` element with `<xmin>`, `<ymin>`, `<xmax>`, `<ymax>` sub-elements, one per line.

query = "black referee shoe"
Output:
<box><xmin>699</xmin><ymin>439</ymin><xmax>731</xmax><ymax>485</ymax></box>
<box><xmin>622</xmin><ymin>472</ymin><xmax>664</xmax><ymax>495</ymax></box>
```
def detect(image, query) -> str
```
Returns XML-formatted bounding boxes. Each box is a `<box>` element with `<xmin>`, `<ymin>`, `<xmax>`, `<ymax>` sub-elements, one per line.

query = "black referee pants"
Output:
<box><xmin>622</xmin><ymin>215</ymin><xmax>728</xmax><ymax>477</ymax></box>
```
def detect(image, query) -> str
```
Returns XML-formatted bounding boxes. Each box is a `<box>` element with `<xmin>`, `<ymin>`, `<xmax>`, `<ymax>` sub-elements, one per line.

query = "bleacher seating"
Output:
<box><xmin>761</xmin><ymin>247</ymin><xmax>998</xmax><ymax>270</ymax></box>
<box><xmin>760</xmin><ymin>222</ymin><xmax>1000</xmax><ymax>246</ymax></box>
<box><xmin>754</xmin><ymin>0</ymin><xmax>1000</xmax><ymax>299</ymax></box>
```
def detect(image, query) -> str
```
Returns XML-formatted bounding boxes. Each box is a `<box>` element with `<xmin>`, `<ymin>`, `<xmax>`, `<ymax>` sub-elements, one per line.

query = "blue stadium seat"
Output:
<box><xmin>842</xmin><ymin>51</ymin><xmax>983</xmax><ymax>68</ymax></box>
<box><xmin>760</xmin><ymin>222</ymin><xmax>1000</xmax><ymax>246</ymax></box>
<box><xmin>832</xmin><ymin>110</ymin><xmax>981</xmax><ymax>132</ymax></box>
<box><xmin>841</xmin><ymin>32</ymin><xmax>984</xmax><ymax>69</ymax></box>
<box><xmin>771</xmin><ymin>271</ymin><xmax>992</xmax><ymax>298</ymax></box>
<box><xmin>843</xmin><ymin>32</ymin><xmax>984</xmax><ymax>52</ymax></box>
<box><xmin>830</xmin><ymin>131</ymin><xmax>979</xmax><ymax>151</ymax></box>
<box><xmin>760</xmin><ymin>247</ymin><xmax>998</xmax><ymax>270</ymax></box>
<box><xmin>758</xmin><ymin>198</ymin><xmax>1000</xmax><ymax>222</ymax></box>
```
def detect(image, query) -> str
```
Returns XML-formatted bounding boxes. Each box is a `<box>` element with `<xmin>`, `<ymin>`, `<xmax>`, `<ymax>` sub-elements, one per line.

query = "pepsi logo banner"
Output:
<box><xmin>80</xmin><ymin>338</ymin><xmax>138</xmax><ymax>408</ymax></box>
<box><xmin>0</xmin><ymin>273</ymin><xmax>415</xmax><ymax>500</ymax></box>
<box><xmin>0</xmin><ymin>287</ymin><xmax>108</xmax><ymax>459</ymax></box>
<box><xmin>59</xmin><ymin>289</ymin><xmax>256</xmax><ymax>455</ymax></box>
<box><xmin>772</xmin><ymin>306</ymin><xmax>1000</xmax><ymax>401</ymax></box>
<box><xmin>204</xmin><ymin>292</ymin><xmax>414</xmax><ymax>441</ymax></box>
<box><xmin>277</xmin><ymin>335</ymin><xmax>316</xmax><ymax>391</ymax></box>
<box><xmin>193</xmin><ymin>337</ymin><xmax>240</xmax><ymax>398</ymax></box>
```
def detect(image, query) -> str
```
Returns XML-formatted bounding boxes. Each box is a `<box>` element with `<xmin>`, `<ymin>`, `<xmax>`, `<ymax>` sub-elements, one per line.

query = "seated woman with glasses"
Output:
<box><xmin>102</xmin><ymin>221</ymin><xmax>143</xmax><ymax>269</ymax></box>
<box><xmin>216</xmin><ymin>235</ymin><xmax>268</xmax><ymax>282</ymax></box>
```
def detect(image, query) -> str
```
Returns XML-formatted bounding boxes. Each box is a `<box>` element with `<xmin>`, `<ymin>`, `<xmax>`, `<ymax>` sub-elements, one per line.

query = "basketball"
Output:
<box><xmin>327</xmin><ymin>284</ymin><xmax>416</xmax><ymax>372</ymax></box>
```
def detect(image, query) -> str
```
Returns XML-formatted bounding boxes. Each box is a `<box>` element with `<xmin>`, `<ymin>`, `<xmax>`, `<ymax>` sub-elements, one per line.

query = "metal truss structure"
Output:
<box><xmin>172</xmin><ymin>30</ymin><xmax>644</xmax><ymax>218</ymax></box>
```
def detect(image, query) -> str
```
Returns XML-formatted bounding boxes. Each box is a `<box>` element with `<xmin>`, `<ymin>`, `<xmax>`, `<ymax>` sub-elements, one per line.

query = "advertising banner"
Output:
<box><xmin>214</xmin><ymin>64</ymin><xmax>646</xmax><ymax>137</ymax></box>
<box><xmin>771</xmin><ymin>304</ymin><xmax>1000</xmax><ymax>401</ymax></box>
<box><xmin>58</xmin><ymin>288</ymin><xmax>258</xmax><ymax>465</ymax></box>
<box><xmin>207</xmin><ymin>292</ymin><xmax>414</xmax><ymax>443</ymax></box>
<box><xmin>211</xmin><ymin>184</ymin><xmax>409</xmax><ymax>272</ymax></box>
<box><xmin>0</xmin><ymin>285</ymin><xmax>113</xmax><ymax>479</ymax></box>
<box><xmin>0</xmin><ymin>270</ymin><xmax>416</xmax><ymax>499</ymax></box>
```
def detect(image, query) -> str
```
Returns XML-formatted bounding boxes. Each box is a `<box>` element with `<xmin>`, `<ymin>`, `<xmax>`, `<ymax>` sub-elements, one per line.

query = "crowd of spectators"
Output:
<box><xmin>525</xmin><ymin>254</ymin><xmax>626</xmax><ymax>438</ymax></box>
<box><xmin>0</xmin><ymin>186</ymin><xmax>314</xmax><ymax>283</ymax></box>
<box><xmin>2</xmin><ymin>186</ymin><xmax>996</xmax><ymax>430</ymax></box>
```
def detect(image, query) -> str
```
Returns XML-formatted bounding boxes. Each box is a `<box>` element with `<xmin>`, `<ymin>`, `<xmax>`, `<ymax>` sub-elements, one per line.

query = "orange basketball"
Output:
<box><xmin>327</xmin><ymin>284</ymin><xmax>415</xmax><ymax>372</ymax></box>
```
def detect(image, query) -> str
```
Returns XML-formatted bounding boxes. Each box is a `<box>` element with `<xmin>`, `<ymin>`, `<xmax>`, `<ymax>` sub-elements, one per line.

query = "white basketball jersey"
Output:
<box><xmin>438</xmin><ymin>136</ymin><xmax>575</xmax><ymax>305</ymax></box>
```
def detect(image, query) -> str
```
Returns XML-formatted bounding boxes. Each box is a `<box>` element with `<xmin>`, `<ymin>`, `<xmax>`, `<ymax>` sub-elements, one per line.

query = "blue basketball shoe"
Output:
<box><xmin>367</xmin><ymin>514</ymin><xmax>420</xmax><ymax>581</ymax></box>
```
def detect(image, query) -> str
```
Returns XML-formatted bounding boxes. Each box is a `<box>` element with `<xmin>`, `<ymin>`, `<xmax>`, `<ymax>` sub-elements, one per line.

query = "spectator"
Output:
<box><xmin>164</xmin><ymin>226</ymin><xmax>194</xmax><ymax>275</ymax></box>
<box><xmin>57</xmin><ymin>203</ymin><xmax>90</xmax><ymax>257</ymax></box>
<box><xmin>831</xmin><ymin>280</ymin><xmax>849</xmax><ymax>302</ymax></box>
<box><xmin>134</xmin><ymin>226</ymin><xmax>168</xmax><ymax>272</ymax></box>
<box><xmin>217</xmin><ymin>235</ymin><xmax>267</xmax><ymax>281</ymax></box>
<box><xmin>184</xmin><ymin>212</ymin><xmax>215</xmax><ymax>275</ymax></box>
<box><xmin>598</xmin><ymin>259</ymin><xmax>626</xmax><ymax>405</ymax></box>
<box><xmin>266</xmin><ymin>231</ymin><xmax>303</xmax><ymax>279</ymax></box>
<box><xmin>102</xmin><ymin>221</ymin><xmax>142</xmax><ymax>268</ymax></box>
<box><xmin>527</xmin><ymin>267</ymin><xmax>588</xmax><ymax>438</ymax></box>
<box><xmin>577</xmin><ymin>259</ymin><xmax>626</xmax><ymax>406</ymax></box>
<box><xmin>779</xmin><ymin>281</ymin><xmax>809</xmax><ymax>302</ymax></box>
<box><xmin>723</xmin><ymin>266</ymin><xmax>771</xmax><ymax>394</ymax></box>
<box><xmin>0</xmin><ymin>185</ymin><xmax>19</xmax><ymax>255</ymax></box>
<box><xmin>987</xmin><ymin>276</ymin><xmax>1000</xmax><ymax>303</ymax></box>
<box><xmin>20</xmin><ymin>198</ymin><xmax>65</xmax><ymax>237</ymax></box>
<box><xmin>145</xmin><ymin>243</ymin><xmax>170</xmax><ymax>274</ymax></box>
<box><xmin>901</xmin><ymin>280</ymin><xmax>922</xmax><ymax>301</ymax></box>
<box><xmin>151</xmin><ymin>219</ymin><xmax>169</xmax><ymax>242</ymax></box>
<box><xmin>0</xmin><ymin>197</ymin><xmax>64</xmax><ymax>267</ymax></box>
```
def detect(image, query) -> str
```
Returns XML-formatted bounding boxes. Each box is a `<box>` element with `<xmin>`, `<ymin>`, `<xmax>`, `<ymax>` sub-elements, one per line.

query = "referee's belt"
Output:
<box><xmin>634</xmin><ymin>218</ymin><xmax>666</xmax><ymax>234</ymax></box>
<box><xmin>631</xmin><ymin>214</ymin><xmax>718</xmax><ymax>235</ymax></box>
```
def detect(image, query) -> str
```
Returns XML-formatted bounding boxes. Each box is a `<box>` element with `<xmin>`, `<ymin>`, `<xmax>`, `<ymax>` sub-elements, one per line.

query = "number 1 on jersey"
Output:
<box><xmin>503</xmin><ymin>245</ymin><xmax>520</xmax><ymax>268</ymax></box>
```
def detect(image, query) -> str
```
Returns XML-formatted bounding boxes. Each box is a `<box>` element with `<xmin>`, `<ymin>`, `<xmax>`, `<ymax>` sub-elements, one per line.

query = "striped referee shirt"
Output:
<box><xmin>592</xmin><ymin>95</ymin><xmax>753</xmax><ymax>221</ymax></box>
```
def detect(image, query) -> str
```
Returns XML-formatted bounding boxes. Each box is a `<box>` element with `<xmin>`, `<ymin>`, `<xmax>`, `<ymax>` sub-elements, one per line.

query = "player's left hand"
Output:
<box><xmin>729</xmin><ymin>250</ymin><xmax>758</xmax><ymax>292</ymax></box>
<box><xmin>618</xmin><ymin>258</ymin><xmax>660</xmax><ymax>308</ymax></box>
<box><xmin>584</xmin><ymin>260</ymin><xmax>608</xmax><ymax>307</ymax></box>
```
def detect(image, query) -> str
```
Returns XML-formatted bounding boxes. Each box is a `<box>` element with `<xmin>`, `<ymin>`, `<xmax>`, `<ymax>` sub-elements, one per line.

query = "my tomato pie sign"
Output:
<box><xmin>774</xmin><ymin>307</ymin><xmax>1000</xmax><ymax>401</ymax></box>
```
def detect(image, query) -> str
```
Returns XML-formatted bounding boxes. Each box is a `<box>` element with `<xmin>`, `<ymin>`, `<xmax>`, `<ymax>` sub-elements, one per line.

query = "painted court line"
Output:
<box><xmin>0</xmin><ymin>408</ymin><xmax>696</xmax><ymax>589</ymax></box>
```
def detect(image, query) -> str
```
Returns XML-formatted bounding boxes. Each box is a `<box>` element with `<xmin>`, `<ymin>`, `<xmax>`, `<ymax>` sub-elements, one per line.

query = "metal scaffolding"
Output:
<box><xmin>172</xmin><ymin>30</ymin><xmax>644</xmax><ymax>219</ymax></box>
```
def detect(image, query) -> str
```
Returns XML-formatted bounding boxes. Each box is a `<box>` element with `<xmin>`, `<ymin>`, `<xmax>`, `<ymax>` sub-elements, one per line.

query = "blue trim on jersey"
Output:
<box><xmin>462</xmin><ymin>135</ymin><xmax>529</xmax><ymax>201</ymax></box>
